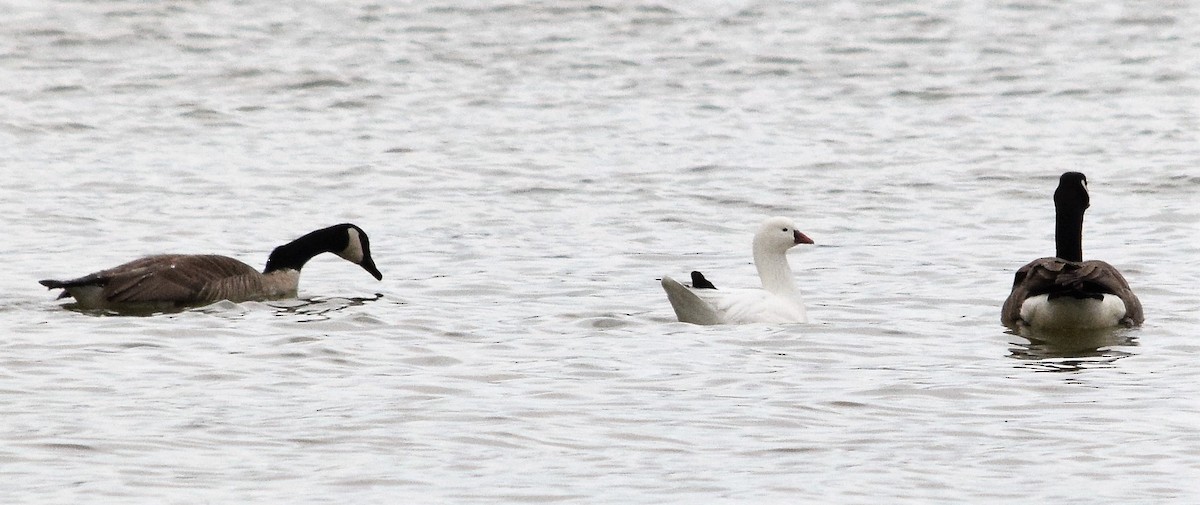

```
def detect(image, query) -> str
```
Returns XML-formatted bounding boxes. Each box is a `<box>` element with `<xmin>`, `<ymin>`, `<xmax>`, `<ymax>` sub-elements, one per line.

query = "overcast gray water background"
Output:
<box><xmin>3</xmin><ymin>1</ymin><xmax>1200</xmax><ymax>503</ymax></box>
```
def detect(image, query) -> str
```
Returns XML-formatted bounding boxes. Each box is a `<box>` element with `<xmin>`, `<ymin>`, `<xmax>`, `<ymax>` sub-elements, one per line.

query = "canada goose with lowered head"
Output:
<box><xmin>1001</xmin><ymin>172</ymin><xmax>1142</xmax><ymax>330</ymax></box>
<box><xmin>40</xmin><ymin>223</ymin><xmax>382</xmax><ymax>311</ymax></box>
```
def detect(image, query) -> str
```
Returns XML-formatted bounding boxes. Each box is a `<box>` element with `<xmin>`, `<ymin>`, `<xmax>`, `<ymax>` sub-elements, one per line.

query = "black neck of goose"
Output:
<box><xmin>263</xmin><ymin>226</ymin><xmax>348</xmax><ymax>274</ymax></box>
<box><xmin>1055</xmin><ymin>208</ymin><xmax>1084</xmax><ymax>262</ymax></box>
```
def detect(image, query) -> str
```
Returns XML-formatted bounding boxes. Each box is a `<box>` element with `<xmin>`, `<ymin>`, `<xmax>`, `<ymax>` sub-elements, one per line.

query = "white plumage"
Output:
<box><xmin>1018</xmin><ymin>294</ymin><xmax>1128</xmax><ymax>330</ymax></box>
<box><xmin>661</xmin><ymin>217</ymin><xmax>813</xmax><ymax>325</ymax></box>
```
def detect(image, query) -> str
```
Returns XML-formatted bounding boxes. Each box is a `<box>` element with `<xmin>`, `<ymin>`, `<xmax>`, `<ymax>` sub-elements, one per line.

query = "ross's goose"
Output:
<box><xmin>661</xmin><ymin>216</ymin><xmax>814</xmax><ymax>325</ymax></box>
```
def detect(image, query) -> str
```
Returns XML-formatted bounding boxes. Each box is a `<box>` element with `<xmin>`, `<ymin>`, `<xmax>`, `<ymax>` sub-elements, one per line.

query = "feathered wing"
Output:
<box><xmin>1002</xmin><ymin>257</ymin><xmax>1143</xmax><ymax>327</ymax></box>
<box><xmin>1003</xmin><ymin>258</ymin><xmax>1054</xmax><ymax>327</ymax></box>
<box><xmin>1080</xmin><ymin>260</ymin><xmax>1143</xmax><ymax>325</ymax></box>
<box><xmin>661</xmin><ymin>276</ymin><xmax>722</xmax><ymax>325</ymax></box>
<box><xmin>110</xmin><ymin>255</ymin><xmax>265</xmax><ymax>304</ymax></box>
<box><xmin>662</xmin><ymin>276</ymin><xmax>806</xmax><ymax>325</ymax></box>
<box><xmin>49</xmin><ymin>255</ymin><xmax>262</xmax><ymax>305</ymax></box>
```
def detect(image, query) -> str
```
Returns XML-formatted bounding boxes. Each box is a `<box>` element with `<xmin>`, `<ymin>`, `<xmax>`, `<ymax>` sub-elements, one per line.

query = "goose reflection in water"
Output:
<box><xmin>1006</xmin><ymin>327</ymin><xmax>1139</xmax><ymax>373</ymax></box>
<box><xmin>266</xmin><ymin>293</ymin><xmax>386</xmax><ymax>322</ymax></box>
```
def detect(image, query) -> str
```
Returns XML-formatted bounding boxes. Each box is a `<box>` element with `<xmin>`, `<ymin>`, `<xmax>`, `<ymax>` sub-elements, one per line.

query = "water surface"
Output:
<box><xmin>3</xmin><ymin>1</ymin><xmax>1199</xmax><ymax>503</ymax></box>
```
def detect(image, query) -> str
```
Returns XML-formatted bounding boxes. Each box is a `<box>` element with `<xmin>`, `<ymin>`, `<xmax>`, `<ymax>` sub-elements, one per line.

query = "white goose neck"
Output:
<box><xmin>753</xmin><ymin>243</ymin><xmax>797</xmax><ymax>294</ymax></box>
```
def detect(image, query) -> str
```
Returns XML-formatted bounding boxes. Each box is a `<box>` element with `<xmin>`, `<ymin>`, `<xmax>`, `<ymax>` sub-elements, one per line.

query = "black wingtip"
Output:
<box><xmin>690</xmin><ymin>271</ymin><xmax>717</xmax><ymax>290</ymax></box>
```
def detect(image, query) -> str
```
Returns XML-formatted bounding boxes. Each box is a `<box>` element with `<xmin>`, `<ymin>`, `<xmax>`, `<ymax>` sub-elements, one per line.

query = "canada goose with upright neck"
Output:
<box><xmin>661</xmin><ymin>216</ymin><xmax>814</xmax><ymax>325</ymax></box>
<box><xmin>39</xmin><ymin>223</ymin><xmax>383</xmax><ymax>311</ymax></box>
<box><xmin>1001</xmin><ymin>172</ymin><xmax>1142</xmax><ymax>330</ymax></box>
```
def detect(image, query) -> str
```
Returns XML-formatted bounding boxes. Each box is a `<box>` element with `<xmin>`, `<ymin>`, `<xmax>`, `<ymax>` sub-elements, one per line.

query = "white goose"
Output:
<box><xmin>1001</xmin><ymin>172</ymin><xmax>1143</xmax><ymax>330</ymax></box>
<box><xmin>661</xmin><ymin>216</ymin><xmax>814</xmax><ymax>325</ymax></box>
<box><xmin>39</xmin><ymin>223</ymin><xmax>383</xmax><ymax>311</ymax></box>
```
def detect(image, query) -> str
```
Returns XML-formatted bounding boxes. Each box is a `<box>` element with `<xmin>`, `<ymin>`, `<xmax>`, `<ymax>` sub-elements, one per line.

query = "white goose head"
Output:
<box><xmin>751</xmin><ymin>216</ymin><xmax>814</xmax><ymax>293</ymax></box>
<box><xmin>753</xmin><ymin>216</ymin><xmax>814</xmax><ymax>254</ymax></box>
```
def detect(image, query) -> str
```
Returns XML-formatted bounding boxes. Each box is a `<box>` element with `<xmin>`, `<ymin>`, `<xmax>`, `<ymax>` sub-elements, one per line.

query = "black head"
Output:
<box><xmin>1053</xmin><ymin>171</ymin><xmax>1090</xmax><ymax>215</ymax></box>
<box><xmin>264</xmin><ymin>223</ymin><xmax>382</xmax><ymax>280</ymax></box>
<box><xmin>338</xmin><ymin>223</ymin><xmax>383</xmax><ymax>281</ymax></box>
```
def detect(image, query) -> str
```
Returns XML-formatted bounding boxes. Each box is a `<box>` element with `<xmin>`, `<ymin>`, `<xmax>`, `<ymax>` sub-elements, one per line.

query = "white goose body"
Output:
<box><xmin>40</xmin><ymin>223</ymin><xmax>382</xmax><ymax>312</ymax></box>
<box><xmin>664</xmin><ymin>279</ymin><xmax>808</xmax><ymax>325</ymax></box>
<box><xmin>661</xmin><ymin>217</ymin><xmax>813</xmax><ymax>325</ymax></box>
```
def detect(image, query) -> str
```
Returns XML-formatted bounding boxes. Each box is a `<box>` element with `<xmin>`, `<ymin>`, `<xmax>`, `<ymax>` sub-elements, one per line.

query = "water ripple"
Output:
<box><xmin>3</xmin><ymin>0</ymin><xmax>1199</xmax><ymax>503</ymax></box>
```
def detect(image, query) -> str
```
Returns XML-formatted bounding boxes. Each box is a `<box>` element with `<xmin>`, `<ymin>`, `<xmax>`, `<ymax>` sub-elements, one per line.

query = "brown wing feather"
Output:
<box><xmin>1077</xmin><ymin>260</ymin><xmax>1143</xmax><ymax>325</ymax></box>
<box><xmin>1002</xmin><ymin>257</ymin><xmax>1058</xmax><ymax>327</ymax></box>
<box><xmin>1002</xmin><ymin>257</ymin><xmax>1143</xmax><ymax>327</ymax></box>
<box><xmin>98</xmin><ymin>255</ymin><xmax>261</xmax><ymax>304</ymax></box>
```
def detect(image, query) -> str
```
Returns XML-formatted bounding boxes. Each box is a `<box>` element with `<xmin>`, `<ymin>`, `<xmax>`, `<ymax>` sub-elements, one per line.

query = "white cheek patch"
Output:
<box><xmin>338</xmin><ymin>228</ymin><xmax>365</xmax><ymax>264</ymax></box>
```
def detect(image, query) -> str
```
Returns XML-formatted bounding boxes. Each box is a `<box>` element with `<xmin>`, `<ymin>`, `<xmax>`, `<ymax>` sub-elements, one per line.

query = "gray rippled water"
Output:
<box><xmin>3</xmin><ymin>1</ymin><xmax>1199</xmax><ymax>503</ymax></box>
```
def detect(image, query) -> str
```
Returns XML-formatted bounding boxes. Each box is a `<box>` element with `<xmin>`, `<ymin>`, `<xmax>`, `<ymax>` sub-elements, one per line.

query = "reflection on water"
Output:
<box><xmin>266</xmin><ymin>293</ymin><xmax>386</xmax><ymax>321</ymax></box>
<box><xmin>55</xmin><ymin>302</ymin><xmax>180</xmax><ymax>318</ymax></box>
<box><xmin>1007</xmin><ymin>327</ymin><xmax>1139</xmax><ymax>372</ymax></box>
<box><xmin>52</xmin><ymin>293</ymin><xmax>386</xmax><ymax>320</ymax></box>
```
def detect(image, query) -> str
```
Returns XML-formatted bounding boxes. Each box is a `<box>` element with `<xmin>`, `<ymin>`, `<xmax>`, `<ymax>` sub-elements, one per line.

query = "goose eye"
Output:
<box><xmin>781</xmin><ymin>228</ymin><xmax>789</xmax><ymax>232</ymax></box>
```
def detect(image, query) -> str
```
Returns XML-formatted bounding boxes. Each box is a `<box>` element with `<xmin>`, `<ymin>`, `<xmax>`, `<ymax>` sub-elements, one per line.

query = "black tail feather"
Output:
<box><xmin>690</xmin><ymin>271</ymin><xmax>717</xmax><ymax>289</ymax></box>
<box><xmin>39</xmin><ymin>279</ymin><xmax>75</xmax><ymax>299</ymax></box>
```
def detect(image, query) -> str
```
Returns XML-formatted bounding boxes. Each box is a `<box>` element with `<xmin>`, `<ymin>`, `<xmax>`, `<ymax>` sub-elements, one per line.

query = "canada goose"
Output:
<box><xmin>661</xmin><ymin>216</ymin><xmax>814</xmax><ymax>325</ymax></box>
<box><xmin>1001</xmin><ymin>172</ymin><xmax>1143</xmax><ymax>330</ymax></box>
<box><xmin>39</xmin><ymin>223</ymin><xmax>383</xmax><ymax>311</ymax></box>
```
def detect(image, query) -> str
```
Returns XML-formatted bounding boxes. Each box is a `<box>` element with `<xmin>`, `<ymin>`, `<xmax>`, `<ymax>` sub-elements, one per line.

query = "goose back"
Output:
<box><xmin>48</xmin><ymin>255</ymin><xmax>272</xmax><ymax>306</ymax></box>
<box><xmin>1002</xmin><ymin>257</ymin><xmax>1143</xmax><ymax>328</ymax></box>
